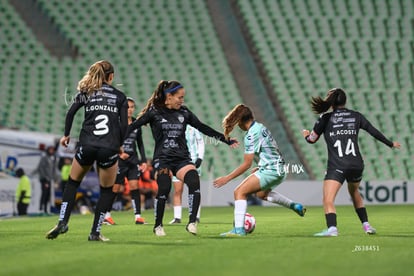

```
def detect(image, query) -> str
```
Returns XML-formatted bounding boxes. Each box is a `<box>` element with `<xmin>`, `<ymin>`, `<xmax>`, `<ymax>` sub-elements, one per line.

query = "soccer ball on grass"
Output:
<box><xmin>244</xmin><ymin>213</ymin><xmax>256</xmax><ymax>234</ymax></box>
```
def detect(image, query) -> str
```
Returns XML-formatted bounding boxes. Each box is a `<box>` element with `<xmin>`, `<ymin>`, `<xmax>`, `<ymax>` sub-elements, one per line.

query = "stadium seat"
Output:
<box><xmin>236</xmin><ymin>0</ymin><xmax>414</xmax><ymax>180</ymax></box>
<box><xmin>0</xmin><ymin>0</ymin><xmax>248</xmax><ymax>179</ymax></box>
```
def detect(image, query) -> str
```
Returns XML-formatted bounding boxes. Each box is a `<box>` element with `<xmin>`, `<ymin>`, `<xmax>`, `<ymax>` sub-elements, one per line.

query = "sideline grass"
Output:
<box><xmin>1</xmin><ymin>205</ymin><xmax>413</xmax><ymax>276</ymax></box>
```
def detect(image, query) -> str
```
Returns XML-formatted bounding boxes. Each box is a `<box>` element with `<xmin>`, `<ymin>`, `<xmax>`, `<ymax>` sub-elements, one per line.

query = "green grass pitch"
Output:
<box><xmin>1</xmin><ymin>205</ymin><xmax>413</xmax><ymax>276</ymax></box>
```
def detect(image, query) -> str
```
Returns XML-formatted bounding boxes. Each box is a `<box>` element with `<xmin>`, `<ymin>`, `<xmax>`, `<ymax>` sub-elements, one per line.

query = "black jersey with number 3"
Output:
<box><xmin>312</xmin><ymin>108</ymin><xmax>393</xmax><ymax>170</ymax></box>
<box><xmin>64</xmin><ymin>83</ymin><xmax>128</xmax><ymax>151</ymax></box>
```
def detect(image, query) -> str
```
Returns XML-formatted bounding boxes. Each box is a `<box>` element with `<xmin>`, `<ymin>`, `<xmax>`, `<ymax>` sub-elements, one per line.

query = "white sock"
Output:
<box><xmin>104</xmin><ymin>212</ymin><xmax>111</xmax><ymax>219</ymax></box>
<box><xmin>135</xmin><ymin>214</ymin><xmax>141</xmax><ymax>219</ymax></box>
<box><xmin>266</xmin><ymin>191</ymin><xmax>293</xmax><ymax>208</ymax></box>
<box><xmin>173</xmin><ymin>206</ymin><xmax>182</xmax><ymax>219</ymax></box>
<box><xmin>196</xmin><ymin>205</ymin><xmax>201</xmax><ymax>220</ymax></box>
<box><xmin>234</xmin><ymin>200</ymin><xmax>247</xmax><ymax>228</ymax></box>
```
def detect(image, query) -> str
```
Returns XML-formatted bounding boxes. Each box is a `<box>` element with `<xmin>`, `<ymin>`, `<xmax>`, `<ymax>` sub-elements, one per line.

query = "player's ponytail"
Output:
<box><xmin>77</xmin><ymin>60</ymin><xmax>114</xmax><ymax>96</ymax></box>
<box><xmin>138</xmin><ymin>80</ymin><xmax>182</xmax><ymax>118</ymax></box>
<box><xmin>222</xmin><ymin>104</ymin><xmax>253</xmax><ymax>139</ymax></box>
<box><xmin>311</xmin><ymin>88</ymin><xmax>347</xmax><ymax>114</ymax></box>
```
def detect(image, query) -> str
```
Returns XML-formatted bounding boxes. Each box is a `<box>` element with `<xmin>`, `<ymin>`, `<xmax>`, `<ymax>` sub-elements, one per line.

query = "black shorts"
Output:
<box><xmin>153</xmin><ymin>158</ymin><xmax>192</xmax><ymax>176</ymax></box>
<box><xmin>324</xmin><ymin>168</ymin><xmax>363</xmax><ymax>184</ymax></box>
<box><xmin>115</xmin><ymin>159</ymin><xmax>140</xmax><ymax>185</ymax></box>
<box><xmin>75</xmin><ymin>145</ymin><xmax>119</xmax><ymax>169</ymax></box>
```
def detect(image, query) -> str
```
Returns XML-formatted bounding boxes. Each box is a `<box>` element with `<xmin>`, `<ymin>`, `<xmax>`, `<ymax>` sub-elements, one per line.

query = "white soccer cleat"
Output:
<box><xmin>88</xmin><ymin>233</ymin><xmax>110</xmax><ymax>242</ymax></box>
<box><xmin>153</xmin><ymin>225</ymin><xmax>166</xmax><ymax>236</ymax></box>
<box><xmin>314</xmin><ymin>226</ymin><xmax>338</xmax><ymax>237</ymax></box>
<box><xmin>362</xmin><ymin>222</ymin><xmax>376</xmax><ymax>235</ymax></box>
<box><xmin>186</xmin><ymin>222</ymin><xmax>197</xmax><ymax>235</ymax></box>
<box><xmin>169</xmin><ymin>218</ymin><xmax>181</xmax><ymax>224</ymax></box>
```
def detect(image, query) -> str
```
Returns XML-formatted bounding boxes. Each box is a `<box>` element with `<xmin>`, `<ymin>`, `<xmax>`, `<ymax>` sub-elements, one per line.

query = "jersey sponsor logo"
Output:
<box><xmin>343</xmin><ymin>118</ymin><xmax>355</xmax><ymax>123</ymax></box>
<box><xmin>89</xmin><ymin>97</ymin><xmax>103</xmax><ymax>103</ymax></box>
<box><xmin>107</xmin><ymin>98</ymin><xmax>117</xmax><ymax>106</ymax></box>
<box><xmin>99</xmin><ymin>91</ymin><xmax>117</xmax><ymax>99</ymax></box>
<box><xmin>245</xmin><ymin>145</ymin><xmax>253</xmax><ymax>152</ymax></box>
<box><xmin>331</xmin><ymin>117</ymin><xmax>343</xmax><ymax>124</ymax></box>
<box><xmin>161</xmin><ymin>124</ymin><xmax>183</xmax><ymax>130</ymax></box>
<box><xmin>101</xmin><ymin>86</ymin><xmax>114</xmax><ymax>92</ymax></box>
<box><xmin>347</xmin><ymin>123</ymin><xmax>356</xmax><ymax>129</ymax></box>
<box><xmin>334</xmin><ymin>112</ymin><xmax>350</xmax><ymax>116</ymax></box>
<box><xmin>163</xmin><ymin>138</ymin><xmax>179</xmax><ymax>149</ymax></box>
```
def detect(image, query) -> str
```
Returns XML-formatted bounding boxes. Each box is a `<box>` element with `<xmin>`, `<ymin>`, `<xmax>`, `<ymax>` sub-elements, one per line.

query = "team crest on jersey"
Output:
<box><xmin>331</xmin><ymin>116</ymin><xmax>343</xmax><ymax>124</ymax></box>
<box><xmin>262</xmin><ymin>128</ymin><xmax>270</xmax><ymax>137</ymax></box>
<box><xmin>178</xmin><ymin>115</ymin><xmax>184</xmax><ymax>123</ymax></box>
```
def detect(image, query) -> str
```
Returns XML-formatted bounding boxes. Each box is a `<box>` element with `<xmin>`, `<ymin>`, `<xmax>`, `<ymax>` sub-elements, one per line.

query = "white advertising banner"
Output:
<box><xmin>1</xmin><ymin>178</ymin><xmax>411</xmax><ymax>215</ymax></box>
<box><xmin>191</xmin><ymin>179</ymin><xmax>412</xmax><ymax>207</ymax></box>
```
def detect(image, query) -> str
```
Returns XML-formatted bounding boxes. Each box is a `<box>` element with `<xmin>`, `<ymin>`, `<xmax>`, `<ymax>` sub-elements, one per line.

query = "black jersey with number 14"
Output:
<box><xmin>312</xmin><ymin>108</ymin><xmax>393</xmax><ymax>170</ymax></box>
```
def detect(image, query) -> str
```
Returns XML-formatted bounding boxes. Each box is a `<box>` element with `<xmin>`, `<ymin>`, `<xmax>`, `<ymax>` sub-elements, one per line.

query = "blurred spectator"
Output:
<box><xmin>32</xmin><ymin>146</ymin><xmax>58</xmax><ymax>214</ymax></box>
<box><xmin>15</xmin><ymin>168</ymin><xmax>31</xmax><ymax>216</ymax></box>
<box><xmin>60</xmin><ymin>158</ymin><xmax>72</xmax><ymax>193</ymax></box>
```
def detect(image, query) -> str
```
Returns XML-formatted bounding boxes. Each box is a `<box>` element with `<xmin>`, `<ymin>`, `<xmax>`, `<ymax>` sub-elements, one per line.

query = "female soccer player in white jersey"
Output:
<box><xmin>303</xmin><ymin>88</ymin><xmax>400</xmax><ymax>236</ymax></box>
<box><xmin>214</xmin><ymin>104</ymin><xmax>306</xmax><ymax>237</ymax></box>
<box><xmin>46</xmin><ymin>60</ymin><xmax>128</xmax><ymax>242</ymax></box>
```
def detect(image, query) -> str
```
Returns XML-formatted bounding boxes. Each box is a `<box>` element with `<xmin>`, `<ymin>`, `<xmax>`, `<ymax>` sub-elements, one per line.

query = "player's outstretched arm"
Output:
<box><xmin>213</xmin><ymin>153</ymin><xmax>254</xmax><ymax>188</ymax></box>
<box><xmin>392</xmin><ymin>141</ymin><xmax>401</xmax><ymax>149</ymax></box>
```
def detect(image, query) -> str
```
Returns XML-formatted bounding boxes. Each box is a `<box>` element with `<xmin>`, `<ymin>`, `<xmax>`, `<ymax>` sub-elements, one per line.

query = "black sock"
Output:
<box><xmin>325</xmin><ymin>213</ymin><xmax>337</xmax><ymax>228</ymax></box>
<box><xmin>59</xmin><ymin>177</ymin><xmax>81</xmax><ymax>224</ymax></box>
<box><xmin>355</xmin><ymin>207</ymin><xmax>368</xmax><ymax>223</ymax></box>
<box><xmin>91</xmin><ymin>186</ymin><xmax>114</xmax><ymax>235</ymax></box>
<box><xmin>107</xmin><ymin>191</ymin><xmax>117</xmax><ymax>213</ymax></box>
<box><xmin>154</xmin><ymin>173</ymin><xmax>171</xmax><ymax>227</ymax></box>
<box><xmin>130</xmin><ymin>189</ymin><xmax>141</xmax><ymax>215</ymax></box>
<box><xmin>184</xmin><ymin>170</ymin><xmax>200</xmax><ymax>224</ymax></box>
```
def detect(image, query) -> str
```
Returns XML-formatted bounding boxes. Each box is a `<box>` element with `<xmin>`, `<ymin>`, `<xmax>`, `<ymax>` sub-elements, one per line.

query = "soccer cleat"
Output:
<box><xmin>46</xmin><ymin>223</ymin><xmax>69</xmax><ymax>239</ymax></box>
<box><xmin>153</xmin><ymin>225</ymin><xmax>166</xmax><ymax>236</ymax></box>
<box><xmin>362</xmin><ymin>222</ymin><xmax>376</xmax><ymax>235</ymax></box>
<box><xmin>135</xmin><ymin>217</ymin><xmax>147</xmax><ymax>225</ymax></box>
<box><xmin>103</xmin><ymin>217</ymin><xmax>116</xmax><ymax>225</ymax></box>
<box><xmin>314</xmin><ymin>226</ymin><xmax>338</xmax><ymax>237</ymax></box>
<box><xmin>186</xmin><ymin>222</ymin><xmax>197</xmax><ymax>235</ymax></box>
<box><xmin>169</xmin><ymin>218</ymin><xmax>182</xmax><ymax>224</ymax></box>
<box><xmin>220</xmin><ymin>227</ymin><xmax>246</xmax><ymax>237</ymax></box>
<box><xmin>88</xmin><ymin>233</ymin><xmax>110</xmax><ymax>242</ymax></box>
<box><xmin>291</xmin><ymin>203</ymin><xmax>306</xmax><ymax>217</ymax></box>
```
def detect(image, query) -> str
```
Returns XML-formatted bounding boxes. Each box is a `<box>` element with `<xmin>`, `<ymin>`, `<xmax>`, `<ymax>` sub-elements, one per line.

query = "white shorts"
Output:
<box><xmin>253</xmin><ymin>167</ymin><xmax>286</xmax><ymax>190</ymax></box>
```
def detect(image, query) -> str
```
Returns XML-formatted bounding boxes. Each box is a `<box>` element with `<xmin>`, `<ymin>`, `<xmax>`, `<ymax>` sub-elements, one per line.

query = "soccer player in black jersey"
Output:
<box><xmin>46</xmin><ymin>60</ymin><xmax>128</xmax><ymax>241</ymax></box>
<box><xmin>103</xmin><ymin>97</ymin><xmax>147</xmax><ymax>225</ymax></box>
<box><xmin>303</xmin><ymin>88</ymin><xmax>400</xmax><ymax>237</ymax></box>
<box><xmin>128</xmin><ymin>80</ymin><xmax>238</xmax><ymax>236</ymax></box>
